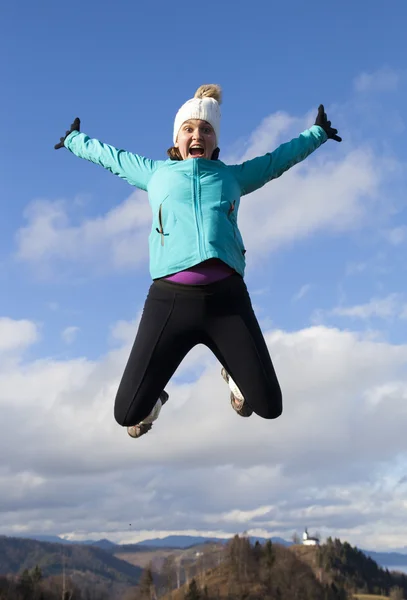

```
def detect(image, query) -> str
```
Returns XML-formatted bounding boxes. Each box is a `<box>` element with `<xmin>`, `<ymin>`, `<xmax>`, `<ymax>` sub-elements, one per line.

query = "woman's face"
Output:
<box><xmin>175</xmin><ymin>119</ymin><xmax>217</xmax><ymax>160</ymax></box>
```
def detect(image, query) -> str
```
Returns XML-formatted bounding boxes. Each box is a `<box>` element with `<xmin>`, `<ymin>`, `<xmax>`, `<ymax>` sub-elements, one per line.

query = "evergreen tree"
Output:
<box><xmin>31</xmin><ymin>564</ymin><xmax>43</xmax><ymax>583</ymax></box>
<box><xmin>184</xmin><ymin>577</ymin><xmax>201</xmax><ymax>600</ymax></box>
<box><xmin>18</xmin><ymin>568</ymin><xmax>34</xmax><ymax>599</ymax></box>
<box><xmin>261</xmin><ymin>540</ymin><xmax>275</xmax><ymax>591</ymax></box>
<box><xmin>252</xmin><ymin>540</ymin><xmax>262</xmax><ymax>580</ymax></box>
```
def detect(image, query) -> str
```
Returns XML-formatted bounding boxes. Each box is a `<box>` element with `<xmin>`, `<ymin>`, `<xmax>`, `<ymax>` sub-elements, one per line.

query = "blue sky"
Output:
<box><xmin>1</xmin><ymin>0</ymin><xmax>407</xmax><ymax>551</ymax></box>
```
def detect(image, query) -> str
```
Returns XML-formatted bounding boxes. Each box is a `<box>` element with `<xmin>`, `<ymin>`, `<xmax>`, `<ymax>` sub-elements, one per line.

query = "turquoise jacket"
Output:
<box><xmin>64</xmin><ymin>125</ymin><xmax>327</xmax><ymax>279</ymax></box>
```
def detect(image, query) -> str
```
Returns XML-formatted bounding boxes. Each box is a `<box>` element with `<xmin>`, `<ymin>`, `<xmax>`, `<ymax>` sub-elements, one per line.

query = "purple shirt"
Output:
<box><xmin>164</xmin><ymin>259</ymin><xmax>235</xmax><ymax>285</ymax></box>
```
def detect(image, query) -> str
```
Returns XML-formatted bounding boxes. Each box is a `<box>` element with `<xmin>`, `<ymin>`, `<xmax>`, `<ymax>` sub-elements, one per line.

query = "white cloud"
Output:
<box><xmin>331</xmin><ymin>294</ymin><xmax>402</xmax><ymax>320</ymax></box>
<box><xmin>1</xmin><ymin>317</ymin><xmax>407</xmax><ymax>550</ymax></box>
<box><xmin>237</xmin><ymin>146</ymin><xmax>385</xmax><ymax>260</ymax></box>
<box><xmin>229</xmin><ymin>112</ymin><xmax>302</xmax><ymax>163</ymax></box>
<box><xmin>224</xmin><ymin>109</ymin><xmax>399</xmax><ymax>262</ymax></box>
<box><xmin>0</xmin><ymin>317</ymin><xmax>39</xmax><ymax>353</ymax></box>
<box><xmin>110</xmin><ymin>317</ymin><xmax>140</xmax><ymax>346</ymax></box>
<box><xmin>15</xmin><ymin>191</ymin><xmax>151</xmax><ymax>274</ymax></box>
<box><xmin>353</xmin><ymin>67</ymin><xmax>404</xmax><ymax>93</ymax></box>
<box><xmin>292</xmin><ymin>284</ymin><xmax>311</xmax><ymax>302</ymax></box>
<box><xmin>61</xmin><ymin>326</ymin><xmax>80</xmax><ymax>344</ymax></box>
<box><xmin>383</xmin><ymin>225</ymin><xmax>407</xmax><ymax>246</ymax></box>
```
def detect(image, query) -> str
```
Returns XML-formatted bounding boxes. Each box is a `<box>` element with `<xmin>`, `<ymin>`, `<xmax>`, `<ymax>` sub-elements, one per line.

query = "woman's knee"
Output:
<box><xmin>252</xmin><ymin>388</ymin><xmax>283</xmax><ymax>420</ymax></box>
<box><xmin>256</xmin><ymin>403</ymin><xmax>282</xmax><ymax>420</ymax></box>
<box><xmin>114</xmin><ymin>387</ymin><xmax>158</xmax><ymax>427</ymax></box>
<box><xmin>114</xmin><ymin>390</ymin><xmax>141</xmax><ymax>427</ymax></box>
<box><xmin>114</xmin><ymin>399</ymin><xmax>131</xmax><ymax>427</ymax></box>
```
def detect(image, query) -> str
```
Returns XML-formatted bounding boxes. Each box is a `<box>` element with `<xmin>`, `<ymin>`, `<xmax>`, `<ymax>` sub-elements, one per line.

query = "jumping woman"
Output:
<box><xmin>55</xmin><ymin>84</ymin><xmax>341</xmax><ymax>438</ymax></box>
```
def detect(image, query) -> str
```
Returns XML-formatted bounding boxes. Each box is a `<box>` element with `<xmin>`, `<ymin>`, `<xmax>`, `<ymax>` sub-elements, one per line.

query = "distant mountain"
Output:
<box><xmin>82</xmin><ymin>538</ymin><xmax>119</xmax><ymax>550</ymax></box>
<box><xmin>136</xmin><ymin>535</ymin><xmax>223</xmax><ymax>548</ymax></box>
<box><xmin>363</xmin><ymin>549</ymin><xmax>407</xmax><ymax>568</ymax></box>
<box><xmin>20</xmin><ymin>534</ymin><xmax>73</xmax><ymax>545</ymax></box>
<box><xmin>18</xmin><ymin>534</ymin><xmax>119</xmax><ymax>550</ymax></box>
<box><xmin>135</xmin><ymin>534</ymin><xmax>292</xmax><ymax>548</ymax></box>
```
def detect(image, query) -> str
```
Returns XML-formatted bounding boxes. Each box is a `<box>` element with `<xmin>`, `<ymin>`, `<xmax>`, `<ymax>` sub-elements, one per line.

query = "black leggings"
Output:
<box><xmin>114</xmin><ymin>273</ymin><xmax>283</xmax><ymax>426</ymax></box>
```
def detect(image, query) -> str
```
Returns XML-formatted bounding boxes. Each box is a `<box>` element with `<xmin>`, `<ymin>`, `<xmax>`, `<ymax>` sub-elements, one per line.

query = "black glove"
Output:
<box><xmin>54</xmin><ymin>117</ymin><xmax>81</xmax><ymax>149</ymax></box>
<box><xmin>315</xmin><ymin>105</ymin><xmax>341</xmax><ymax>142</ymax></box>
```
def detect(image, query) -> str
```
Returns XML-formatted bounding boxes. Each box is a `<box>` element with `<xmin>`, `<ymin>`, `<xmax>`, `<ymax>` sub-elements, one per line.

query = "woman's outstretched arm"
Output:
<box><xmin>54</xmin><ymin>118</ymin><xmax>162</xmax><ymax>191</ymax></box>
<box><xmin>230</xmin><ymin>105</ymin><xmax>341</xmax><ymax>196</ymax></box>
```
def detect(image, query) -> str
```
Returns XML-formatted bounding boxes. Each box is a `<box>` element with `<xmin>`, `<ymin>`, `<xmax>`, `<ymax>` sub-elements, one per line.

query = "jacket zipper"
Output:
<box><xmin>193</xmin><ymin>160</ymin><xmax>204</xmax><ymax>259</ymax></box>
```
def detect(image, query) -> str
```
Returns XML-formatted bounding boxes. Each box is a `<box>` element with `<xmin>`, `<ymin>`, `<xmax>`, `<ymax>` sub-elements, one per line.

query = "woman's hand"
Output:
<box><xmin>54</xmin><ymin>117</ymin><xmax>81</xmax><ymax>149</ymax></box>
<box><xmin>315</xmin><ymin>105</ymin><xmax>341</xmax><ymax>142</ymax></box>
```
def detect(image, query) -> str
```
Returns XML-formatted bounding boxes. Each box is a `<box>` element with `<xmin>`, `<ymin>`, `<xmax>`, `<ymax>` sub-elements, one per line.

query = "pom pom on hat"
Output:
<box><xmin>194</xmin><ymin>84</ymin><xmax>222</xmax><ymax>103</ymax></box>
<box><xmin>173</xmin><ymin>84</ymin><xmax>222</xmax><ymax>145</ymax></box>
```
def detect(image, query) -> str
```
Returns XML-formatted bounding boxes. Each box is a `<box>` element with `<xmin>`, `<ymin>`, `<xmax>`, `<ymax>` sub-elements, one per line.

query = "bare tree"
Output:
<box><xmin>161</xmin><ymin>555</ymin><xmax>177</xmax><ymax>594</ymax></box>
<box><xmin>183</xmin><ymin>560</ymin><xmax>191</xmax><ymax>586</ymax></box>
<box><xmin>292</xmin><ymin>532</ymin><xmax>301</xmax><ymax>544</ymax></box>
<box><xmin>138</xmin><ymin>563</ymin><xmax>156</xmax><ymax>600</ymax></box>
<box><xmin>390</xmin><ymin>587</ymin><xmax>404</xmax><ymax>600</ymax></box>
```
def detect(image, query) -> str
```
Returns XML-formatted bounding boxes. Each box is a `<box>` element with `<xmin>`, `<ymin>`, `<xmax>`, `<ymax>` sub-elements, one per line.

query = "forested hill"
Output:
<box><xmin>313</xmin><ymin>536</ymin><xmax>407</xmax><ymax>597</ymax></box>
<box><xmin>160</xmin><ymin>536</ymin><xmax>348</xmax><ymax>600</ymax></box>
<box><xmin>158</xmin><ymin>536</ymin><xmax>407</xmax><ymax>600</ymax></box>
<box><xmin>0</xmin><ymin>534</ymin><xmax>142</xmax><ymax>598</ymax></box>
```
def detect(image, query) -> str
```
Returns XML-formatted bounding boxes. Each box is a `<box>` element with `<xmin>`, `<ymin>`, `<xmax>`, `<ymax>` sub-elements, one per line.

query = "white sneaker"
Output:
<box><xmin>220</xmin><ymin>368</ymin><xmax>253</xmax><ymax>417</ymax></box>
<box><xmin>127</xmin><ymin>390</ymin><xmax>169</xmax><ymax>438</ymax></box>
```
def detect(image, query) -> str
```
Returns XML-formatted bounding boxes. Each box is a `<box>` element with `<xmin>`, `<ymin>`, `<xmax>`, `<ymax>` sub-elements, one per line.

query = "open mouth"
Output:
<box><xmin>189</xmin><ymin>145</ymin><xmax>205</xmax><ymax>157</ymax></box>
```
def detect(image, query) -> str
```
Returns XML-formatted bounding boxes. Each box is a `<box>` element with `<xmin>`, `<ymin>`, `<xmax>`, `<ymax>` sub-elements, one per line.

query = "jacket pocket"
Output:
<box><xmin>227</xmin><ymin>200</ymin><xmax>237</xmax><ymax>232</ymax></box>
<box><xmin>155</xmin><ymin>196</ymin><xmax>172</xmax><ymax>246</ymax></box>
<box><xmin>156</xmin><ymin>203</ymin><xmax>166</xmax><ymax>246</ymax></box>
<box><xmin>154</xmin><ymin>196</ymin><xmax>178</xmax><ymax>248</ymax></box>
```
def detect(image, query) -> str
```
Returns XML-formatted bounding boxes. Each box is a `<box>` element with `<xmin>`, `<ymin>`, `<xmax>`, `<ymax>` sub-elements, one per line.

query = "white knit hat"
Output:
<box><xmin>173</xmin><ymin>84</ymin><xmax>222</xmax><ymax>145</ymax></box>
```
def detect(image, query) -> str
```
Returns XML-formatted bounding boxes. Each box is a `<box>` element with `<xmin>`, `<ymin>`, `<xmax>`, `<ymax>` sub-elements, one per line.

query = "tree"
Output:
<box><xmin>252</xmin><ymin>541</ymin><xmax>262</xmax><ymax>579</ymax></box>
<box><xmin>31</xmin><ymin>565</ymin><xmax>43</xmax><ymax>583</ymax></box>
<box><xmin>184</xmin><ymin>578</ymin><xmax>201</xmax><ymax>600</ymax></box>
<box><xmin>18</xmin><ymin>568</ymin><xmax>34</xmax><ymax>599</ymax></box>
<box><xmin>160</xmin><ymin>555</ymin><xmax>177</xmax><ymax>594</ymax></box>
<box><xmin>138</xmin><ymin>564</ymin><xmax>156</xmax><ymax>600</ymax></box>
<box><xmin>225</xmin><ymin>535</ymin><xmax>241</xmax><ymax>578</ymax></box>
<box><xmin>262</xmin><ymin>540</ymin><xmax>275</xmax><ymax>577</ymax></box>
<box><xmin>390</xmin><ymin>586</ymin><xmax>404</xmax><ymax>600</ymax></box>
<box><xmin>292</xmin><ymin>532</ymin><xmax>301</xmax><ymax>544</ymax></box>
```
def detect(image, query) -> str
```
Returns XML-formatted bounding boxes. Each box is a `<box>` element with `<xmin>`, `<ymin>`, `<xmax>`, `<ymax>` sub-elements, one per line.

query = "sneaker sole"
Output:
<box><xmin>127</xmin><ymin>422</ymin><xmax>153</xmax><ymax>438</ymax></box>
